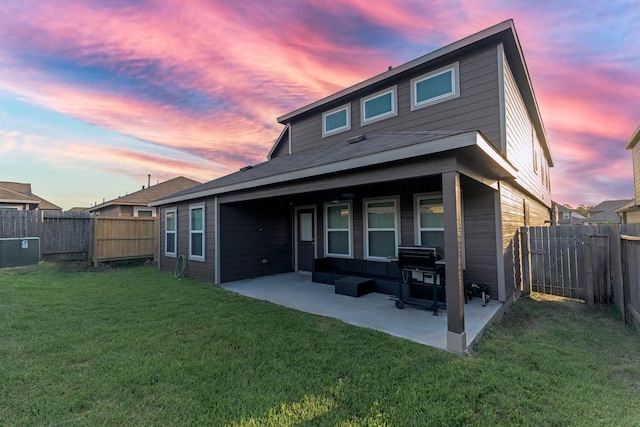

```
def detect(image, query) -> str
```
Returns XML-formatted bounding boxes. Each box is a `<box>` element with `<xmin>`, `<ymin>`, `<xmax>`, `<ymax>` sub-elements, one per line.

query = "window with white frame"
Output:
<box><xmin>361</xmin><ymin>86</ymin><xmax>397</xmax><ymax>125</ymax></box>
<box><xmin>416</xmin><ymin>194</ymin><xmax>445</xmax><ymax>251</ymax></box>
<box><xmin>322</xmin><ymin>104</ymin><xmax>351</xmax><ymax>137</ymax></box>
<box><xmin>365</xmin><ymin>198</ymin><xmax>398</xmax><ymax>259</ymax></box>
<box><xmin>325</xmin><ymin>202</ymin><xmax>352</xmax><ymax>257</ymax></box>
<box><xmin>189</xmin><ymin>205</ymin><xmax>205</xmax><ymax>260</ymax></box>
<box><xmin>410</xmin><ymin>63</ymin><xmax>459</xmax><ymax>110</ymax></box>
<box><xmin>165</xmin><ymin>208</ymin><xmax>177</xmax><ymax>257</ymax></box>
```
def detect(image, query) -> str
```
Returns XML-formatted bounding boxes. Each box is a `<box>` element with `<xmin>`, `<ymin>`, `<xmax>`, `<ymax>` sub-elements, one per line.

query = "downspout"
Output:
<box><xmin>496</xmin><ymin>43</ymin><xmax>508</xmax><ymax>302</ymax></box>
<box><xmin>497</xmin><ymin>43</ymin><xmax>506</xmax><ymax>154</ymax></box>
<box><xmin>494</xmin><ymin>187</ymin><xmax>506</xmax><ymax>301</ymax></box>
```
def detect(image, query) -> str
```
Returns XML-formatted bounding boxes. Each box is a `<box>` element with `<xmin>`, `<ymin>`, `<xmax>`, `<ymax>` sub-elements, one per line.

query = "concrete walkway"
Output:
<box><xmin>221</xmin><ymin>272</ymin><xmax>503</xmax><ymax>352</ymax></box>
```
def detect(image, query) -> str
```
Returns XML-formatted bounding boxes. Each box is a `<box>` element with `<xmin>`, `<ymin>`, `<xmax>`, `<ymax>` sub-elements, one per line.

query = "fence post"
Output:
<box><xmin>621</xmin><ymin>237</ymin><xmax>631</xmax><ymax>324</ymax></box>
<box><xmin>584</xmin><ymin>234</ymin><xmax>594</xmax><ymax>305</ymax></box>
<box><xmin>609</xmin><ymin>225</ymin><xmax>625</xmax><ymax>320</ymax></box>
<box><xmin>92</xmin><ymin>217</ymin><xmax>99</xmax><ymax>267</ymax></box>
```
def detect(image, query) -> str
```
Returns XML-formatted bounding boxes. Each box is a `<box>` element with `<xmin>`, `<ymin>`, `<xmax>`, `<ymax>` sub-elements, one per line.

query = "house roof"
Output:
<box><xmin>627</xmin><ymin>124</ymin><xmax>640</xmax><ymax>150</ymax></box>
<box><xmin>590</xmin><ymin>199</ymin><xmax>633</xmax><ymax>214</ymax></box>
<box><xmin>583</xmin><ymin>209</ymin><xmax>622</xmax><ymax>224</ymax></box>
<box><xmin>31</xmin><ymin>194</ymin><xmax>62</xmax><ymax>210</ymax></box>
<box><xmin>0</xmin><ymin>182</ymin><xmax>32</xmax><ymax>195</ymax></box>
<box><xmin>0</xmin><ymin>181</ymin><xmax>61</xmax><ymax>209</ymax></box>
<box><xmin>568</xmin><ymin>211</ymin><xmax>586</xmax><ymax>225</ymax></box>
<box><xmin>0</xmin><ymin>186</ymin><xmax>38</xmax><ymax>204</ymax></box>
<box><xmin>89</xmin><ymin>176</ymin><xmax>201</xmax><ymax>212</ymax></box>
<box><xmin>150</xmin><ymin>130</ymin><xmax>518</xmax><ymax>207</ymax></box>
<box><xmin>274</xmin><ymin>19</ymin><xmax>552</xmax><ymax>167</ymax></box>
<box><xmin>571</xmin><ymin>211</ymin><xmax>586</xmax><ymax>220</ymax></box>
<box><xmin>617</xmin><ymin>199</ymin><xmax>637</xmax><ymax>213</ymax></box>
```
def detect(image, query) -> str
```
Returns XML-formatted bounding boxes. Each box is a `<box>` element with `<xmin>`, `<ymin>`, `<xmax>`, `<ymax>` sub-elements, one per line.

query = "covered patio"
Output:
<box><xmin>221</xmin><ymin>272</ymin><xmax>504</xmax><ymax>353</ymax></box>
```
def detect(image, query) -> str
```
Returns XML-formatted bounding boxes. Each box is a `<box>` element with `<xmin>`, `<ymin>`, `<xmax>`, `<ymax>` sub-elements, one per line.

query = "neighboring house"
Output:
<box><xmin>150</xmin><ymin>20</ymin><xmax>553</xmax><ymax>353</ymax></box>
<box><xmin>554</xmin><ymin>202</ymin><xmax>585</xmax><ymax>225</ymax></box>
<box><xmin>89</xmin><ymin>177</ymin><xmax>201</xmax><ymax>217</ymax></box>
<box><xmin>619</xmin><ymin>125</ymin><xmax>640</xmax><ymax>223</ymax></box>
<box><xmin>0</xmin><ymin>182</ymin><xmax>62</xmax><ymax>211</ymax></box>
<box><xmin>582</xmin><ymin>199</ymin><xmax>632</xmax><ymax>225</ymax></box>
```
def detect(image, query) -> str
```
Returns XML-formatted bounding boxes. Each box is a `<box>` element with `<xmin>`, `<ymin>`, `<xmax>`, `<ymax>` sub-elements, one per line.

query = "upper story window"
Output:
<box><xmin>361</xmin><ymin>86</ymin><xmax>397</xmax><ymax>125</ymax></box>
<box><xmin>322</xmin><ymin>104</ymin><xmax>351</xmax><ymax>137</ymax></box>
<box><xmin>189</xmin><ymin>204</ymin><xmax>205</xmax><ymax>261</ymax></box>
<box><xmin>165</xmin><ymin>208</ymin><xmax>177</xmax><ymax>257</ymax></box>
<box><xmin>410</xmin><ymin>63</ymin><xmax>460</xmax><ymax>110</ymax></box>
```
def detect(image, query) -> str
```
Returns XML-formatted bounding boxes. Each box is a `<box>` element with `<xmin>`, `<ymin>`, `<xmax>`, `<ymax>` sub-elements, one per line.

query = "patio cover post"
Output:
<box><xmin>443</xmin><ymin>171</ymin><xmax>466</xmax><ymax>353</ymax></box>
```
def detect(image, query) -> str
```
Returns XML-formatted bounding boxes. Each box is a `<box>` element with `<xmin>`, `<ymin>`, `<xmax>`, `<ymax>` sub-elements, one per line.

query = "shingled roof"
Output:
<box><xmin>89</xmin><ymin>176</ymin><xmax>201</xmax><ymax>212</ymax></box>
<box><xmin>0</xmin><ymin>181</ymin><xmax>62</xmax><ymax>210</ymax></box>
<box><xmin>151</xmin><ymin>130</ymin><xmax>518</xmax><ymax>206</ymax></box>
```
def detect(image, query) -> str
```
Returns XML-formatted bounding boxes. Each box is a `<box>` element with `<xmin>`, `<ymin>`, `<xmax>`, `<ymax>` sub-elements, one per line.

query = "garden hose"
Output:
<box><xmin>174</xmin><ymin>254</ymin><xmax>187</xmax><ymax>278</ymax></box>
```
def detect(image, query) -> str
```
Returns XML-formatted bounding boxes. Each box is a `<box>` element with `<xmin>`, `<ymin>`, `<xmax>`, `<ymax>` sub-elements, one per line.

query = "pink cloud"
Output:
<box><xmin>2</xmin><ymin>128</ymin><xmax>216</xmax><ymax>184</ymax></box>
<box><xmin>0</xmin><ymin>0</ymin><xmax>637</xmax><ymax>208</ymax></box>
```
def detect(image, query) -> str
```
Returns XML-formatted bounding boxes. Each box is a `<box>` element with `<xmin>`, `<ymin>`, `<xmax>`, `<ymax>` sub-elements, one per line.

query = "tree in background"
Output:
<box><xmin>562</xmin><ymin>204</ymin><xmax>592</xmax><ymax>217</ymax></box>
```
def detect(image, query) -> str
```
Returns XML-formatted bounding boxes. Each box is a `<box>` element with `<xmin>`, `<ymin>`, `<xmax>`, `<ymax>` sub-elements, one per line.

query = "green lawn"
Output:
<box><xmin>1</xmin><ymin>262</ymin><xmax>639</xmax><ymax>426</ymax></box>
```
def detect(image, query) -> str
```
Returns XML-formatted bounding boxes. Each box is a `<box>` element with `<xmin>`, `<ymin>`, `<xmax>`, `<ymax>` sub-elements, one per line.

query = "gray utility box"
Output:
<box><xmin>0</xmin><ymin>237</ymin><xmax>41</xmax><ymax>268</ymax></box>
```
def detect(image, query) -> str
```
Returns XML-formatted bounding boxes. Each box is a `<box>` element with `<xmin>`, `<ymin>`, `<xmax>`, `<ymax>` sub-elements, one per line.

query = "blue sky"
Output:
<box><xmin>1</xmin><ymin>0</ymin><xmax>638</xmax><ymax>209</ymax></box>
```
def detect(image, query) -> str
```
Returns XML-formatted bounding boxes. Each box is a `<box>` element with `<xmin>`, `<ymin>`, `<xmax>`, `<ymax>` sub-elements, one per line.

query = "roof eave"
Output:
<box><xmin>0</xmin><ymin>199</ymin><xmax>36</xmax><ymax>204</ymax></box>
<box><xmin>626</xmin><ymin>125</ymin><xmax>640</xmax><ymax>150</ymax></box>
<box><xmin>267</xmin><ymin>124</ymin><xmax>290</xmax><ymax>160</ymax></box>
<box><xmin>150</xmin><ymin>131</ymin><xmax>516</xmax><ymax>207</ymax></box>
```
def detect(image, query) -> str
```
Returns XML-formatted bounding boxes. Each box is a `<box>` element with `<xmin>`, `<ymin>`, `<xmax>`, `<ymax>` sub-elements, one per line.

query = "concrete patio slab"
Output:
<box><xmin>221</xmin><ymin>272</ymin><xmax>503</xmax><ymax>352</ymax></box>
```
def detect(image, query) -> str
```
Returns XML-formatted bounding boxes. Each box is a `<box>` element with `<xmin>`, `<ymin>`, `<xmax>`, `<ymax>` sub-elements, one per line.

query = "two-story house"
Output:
<box><xmin>553</xmin><ymin>202</ymin><xmax>585</xmax><ymax>225</ymax></box>
<box><xmin>150</xmin><ymin>20</ymin><xmax>553</xmax><ymax>352</ymax></box>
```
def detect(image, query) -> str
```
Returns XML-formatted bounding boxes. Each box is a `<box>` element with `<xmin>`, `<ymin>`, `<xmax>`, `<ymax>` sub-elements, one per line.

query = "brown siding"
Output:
<box><xmin>503</xmin><ymin>55</ymin><xmax>552</xmax><ymax>207</ymax></box>
<box><xmin>120</xmin><ymin>205</ymin><xmax>134</xmax><ymax>216</ymax></box>
<box><xmin>500</xmin><ymin>182</ymin><xmax>550</xmax><ymax>300</ymax></box>
<box><xmin>95</xmin><ymin>205</ymin><xmax>121</xmax><ymax>217</ymax></box>
<box><xmin>289</xmin><ymin>46</ymin><xmax>501</xmax><ymax>153</ymax></box>
<box><xmin>270</xmin><ymin>137</ymin><xmax>289</xmax><ymax>159</ymax></box>
<box><xmin>158</xmin><ymin>199</ymin><xmax>216</xmax><ymax>283</ymax></box>
<box><xmin>219</xmin><ymin>200</ymin><xmax>292</xmax><ymax>283</ymax></box>
<box><xmin>462</xmin><ymin>180</ymin><xmax>499</xmax><ymax>298</ymax></box>
<box><xmin>626</xmin><ymin>209</ymin><xmax>640</xmax><ymax>224</ymax></box>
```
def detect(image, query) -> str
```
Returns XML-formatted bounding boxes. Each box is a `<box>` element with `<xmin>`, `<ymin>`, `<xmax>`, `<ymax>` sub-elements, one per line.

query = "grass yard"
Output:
<box><xmin>1</xmin><ymin>262</ymin><xmax>639</xmax><ymax>426</ymax></box>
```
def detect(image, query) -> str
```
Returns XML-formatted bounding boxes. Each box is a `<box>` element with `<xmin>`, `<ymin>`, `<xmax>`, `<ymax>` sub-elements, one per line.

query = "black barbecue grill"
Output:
<box><xmin>392</xmin><ymin>245</ymin><xmax>445</xmax><ymax>315</ymax></box>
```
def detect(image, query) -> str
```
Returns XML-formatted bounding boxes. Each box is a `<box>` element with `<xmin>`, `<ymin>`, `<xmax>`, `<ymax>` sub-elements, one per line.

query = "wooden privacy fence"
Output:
<box><xmin>519</xmin><ymin>223</ymin><xmax>640</xmax><ymax>329</ymax></box>
<box><xmin>0</xmin><ymin>210</ymin><xmax>91</xmax><ymax>261</ymax></box>
<box><xmin>0</xmin><ymin>210</ymin><xmax>158</xmax><ymax>264</ymax></box>
<box><xmin>91</xmin><ymin>216</ymin><xmax>158</xmax><ymax>266</ymax></box>
<box><xmin>620</xmin><ymin>232</ymin><xmax>640</xmax><ymax>330</ymax></box>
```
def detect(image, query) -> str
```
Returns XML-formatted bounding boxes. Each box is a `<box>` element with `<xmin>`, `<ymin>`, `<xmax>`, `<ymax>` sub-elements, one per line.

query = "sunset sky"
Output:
<box><xmin>1</xmin><ymin>0</ymin><xmax>638</xmax><ymax>210</ymax></box>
